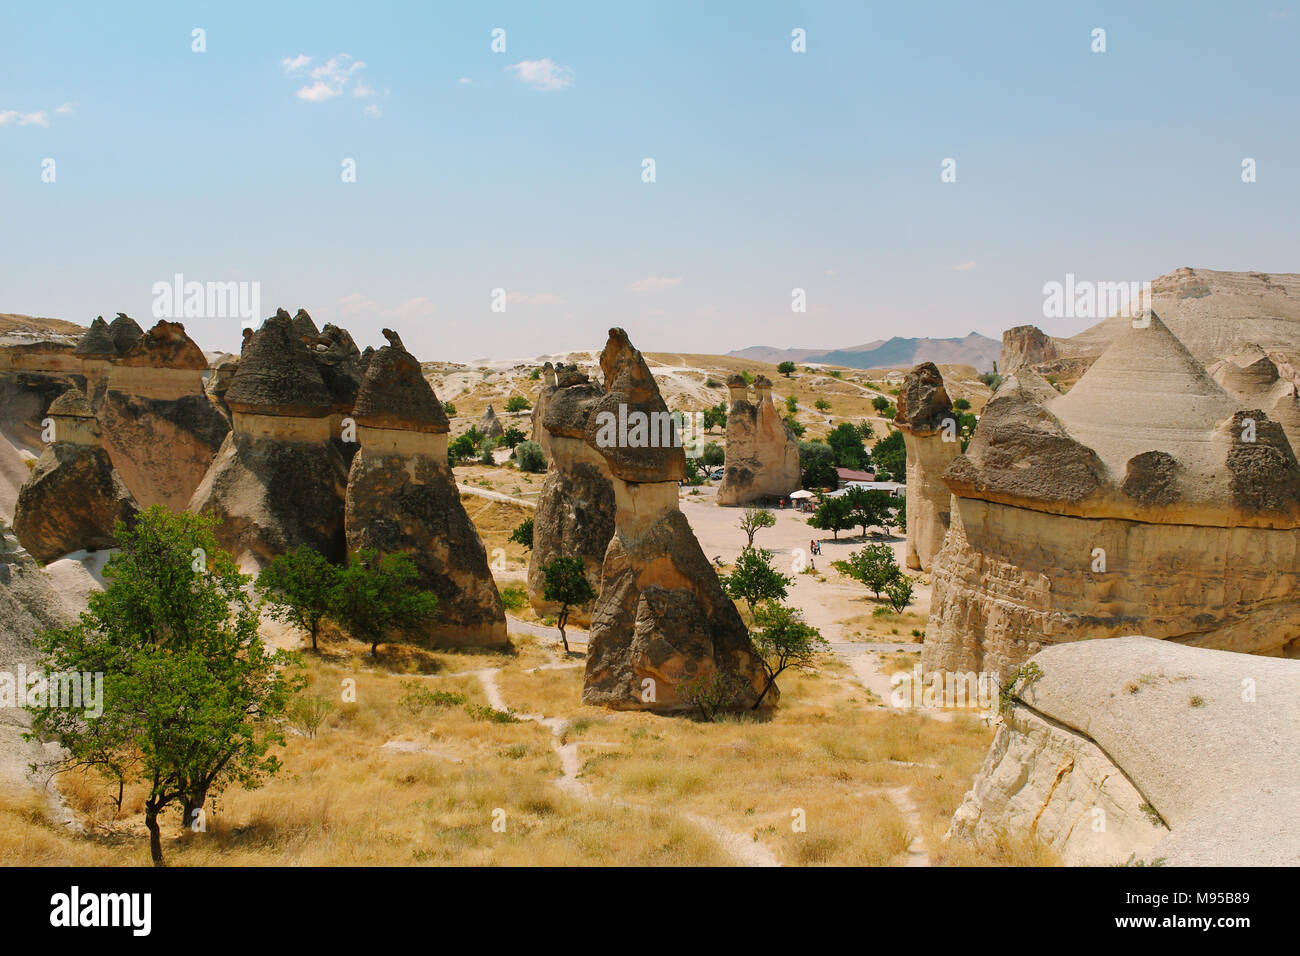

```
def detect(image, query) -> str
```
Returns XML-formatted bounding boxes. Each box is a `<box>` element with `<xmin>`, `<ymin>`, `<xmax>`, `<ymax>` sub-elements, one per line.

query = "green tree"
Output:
<box><xmin>777</xmin><ymin>361</ymin><xmax>796</xmax><ymax>377</ymax></box>
<box><xmin>872</xmin><ymin>395</ymin><xmax>891</xmax><ymax>413</ymax></box>
<box><xmin>814</xmin><ymin>398</ymin><xmax>831</xmax><ymax>412</ymax></box>
<box><xmin>509</xmin><ymin>516</ymin><xmax>534</xmax><ymax>549</ymax></box>
<box><xmin>738</xmin><ymin>507</ymin><xmax>776</xmax><ymax>547</ymax></box>
<box><xmin>541</xmin><ymin>556</ymin><xmax>596</xmax><ymax>654</ymax></box>
<box><xmin>953</xmin><ymin>397</ymin><xmax>971</xmax><ymax>411</ymax></box>
<box><xmin>479</xmin><ymin>439</ymin><xmax>497</xmax><ymax>465</ymax></box>
<box><xmin>844</xmin><ymin>486</ymin><xmax>895</xmax><ymax>538</ymax></box>
<box><xmin>501</xmin><ymin>425</ymin><xmax>526</xmax><ymax>448</ymax></box>
<box><xmin>857</xmin><ymin>421</ymin><xmax>875</xmax><ymax>442</ymax></box>
<box><xmin>893</xmin><ymin>494</ymin><xmax>907</xmax><ymax>533</ymax></box>
<box><xmin>703</xmin><ymin>403</ymin><xmax>728</xmax><ymax>432</ymax></box>
<box><xmin>840</xmin><ymin>543</ymin><xmax>900</xmax><ymax>599</ymax></box>
<box><xmin>515</xmin><ymin>440</ymin><xmax>546</xmax><ymax>473</ymax></box>
<box><xmin>332</xmin><ymin>549</ymin><xmax>440</xmax><ymax>656</ymax></box>
<box><xmin>504</xmin><ymin>396</ymin><xmax>531</xmax><ymax>413</ymax></box>
<box><xmin>529</xmin><ymin>367</ymin><xmax>542</xmax><ymax>380</ymax></box>
<box><xmin>799</xmin><ymin>441</ymin><xmax>837</xmax><ymax>488</ymax></box>
<box><xmin>28</xmin><ymin>507</ymin><xmax>299</xmax><ymax>866</ymax></box>
<box><xmin>873</xmin><ymin>430</ymin><xmax>906</xmax><ymax>482</ymax></box>
<box><xmin>784</xmin><ymin>395</ymin><xmax>798</xmax><ymax>415</ymax></box>
<box><xmin>442</xmin><ymin>401</ymin><xmax>457</xmax><ymax>417</ymax></box>
<box><xmin>826</xmin><ymin>421</ymin><xmax>868</xmax><ymax>470</ymax></box>
<box><xmin>884</xmin><ymin>573</ymin><xmax>915</xmax><ymax>613</ymax></box>
<box><xmin>721</xmin><ymin>547</ymin><xmax>792</xmax><ymax>617</ymax></box>
<box><xmin>701</xmin><ymin>441</ymin><xmax>725</xmax><ymax>467</ymax></box>
<box><xmin>257</xmin><ymin>545</ymin><xmax>341</xmax><ymax>652</ymax></box>
<box><xmin>784</xmin><ymin>414</ymin><xmax>805</xmax><ymax>437</ymax></box>
<box><xmin>749</xmin><ymin>602</ymin><xmax>828</xmax><ymax>709</ymax></box>
<box><xmin>808</xmin><ymin>495</ymin><xmax>854</xmax><ymax>540</ymax></box>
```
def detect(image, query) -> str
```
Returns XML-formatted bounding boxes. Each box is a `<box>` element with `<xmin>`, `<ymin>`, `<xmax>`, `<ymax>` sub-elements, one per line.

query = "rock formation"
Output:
<box><xmin>717</xmin><ymin>374</ymin><xmax>800</xmax><ymax>506</ymax></box>
<box><xmin>477</xmin><ymin>404</ymin><xmax>505</xmax><ymax>441</ymax></box>
<box><xmin>581</xmin><ymin>328</ymin><xmax>771</xmax><ymax>712</ymax></box>
<box><xmin>951</xmin><ymin>637</ymin><xmax>1300</xmax><ymax>866</ymax></box>
<box><xmin>527</xmin><ymin>364</ymin><xmax>615</xmax><ymax>625</ymax></box>
<box><xmin>345</xmin><ymin>330</ymin><xmax>507</xmax><ymax>647</ymax></box>
<box><xmin>924</xmin><ymin>311</ymin><xmax>1300</xmax><ymax>679</ymax></box>
<box><xmin>106</xmin><ymin>312</ymin><xmax>144</xmax><ymax>356</ymax></box>
<box><xmin>999</xmin><ymin>325</ymin><xmax>1057</xmax><ymax>371</ymax></box>
<box><xmin>893</xmin><ymin>362</ymin><xmax>960</xmax><ymax>570</ymax></box>
<box><xmin>304</xmin><ymin>318</ymin><xmax>365</xmax><ymax>464</ymax></box>
<box><xmin>97</xmin><ymin>320</ymin><xmax>229</xmax><ymax>510</ymax></box>
<box><xmin>188</xmin><ymin>310</ymin><xmax>348</xmax><ymax>570</ymax></box>
<box><xmin>72</xmin><ymin>317</ymin><xmax>117</xmax><ymax>386</ymax></box>
<box><xmin>530</xmin><ymin>362</ymin><xmax>558</xmax><ymax>458</ymax></box>
<box><xmin>1209</xmin><ymin>345</ymin><xmax>1300</xmax><ymax>453</ymax></box>
<box><xmin>12</xmin><ymin>390</ymin><xmax>138</xmax><ymax>562</ymax></box>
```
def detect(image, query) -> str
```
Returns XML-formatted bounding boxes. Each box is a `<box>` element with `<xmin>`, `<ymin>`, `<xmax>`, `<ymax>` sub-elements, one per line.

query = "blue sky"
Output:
<box><xmin>3</xmin><ymin>1</ymin><xmax>1298</xmax><ymax>361</ymax></box>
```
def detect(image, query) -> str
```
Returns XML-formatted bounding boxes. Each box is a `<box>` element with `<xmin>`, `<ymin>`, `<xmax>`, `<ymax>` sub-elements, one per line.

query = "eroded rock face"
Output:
<box><xmin>345</xmin><ymin>335</ymin><xmax>506</xmax><ymax>647</ymax></box>
<box><xmin>893</xmin><ymin>362</ymin><xmax>960</xmax><ymax>570</ymax></box>
<box><xmin>13</xmin><ymin>394</ymin><xmax>137</xmax><ymax>562</ymax></box>
<box><xmin>924</xmin><ymin>313</ymin><xmax>1300</xmax><ymax>677</ymax></box>
<box><xmin>581</xmin><ymin>329</ymin><xmax>770</xmax><ymax>712</ymax></box>
<box><xmin>527</xmin><ymin>368</ymin><xmax>615</xmax><ymax>625</ymax></box>
<box><xmin>999</xmin><ymin>325</ymin><xmax>1058</xmax><ymax>371</ymax></box>
<box><xmin>188</xmin><ymin>312</ymin><xmax>347</xmax><ymax>570</ymax></box>
<box><xmin>951</xmin><ymin>637</ymin><xmax>1300</xmax><ymax>866</ymax></box>
<box><xmin>530</xmin><ymin>362</ymin><xmax>558</xmax><ymax>458</ymax></box>
<box><xmin>717</xmin><ymin>375</ymin><xmax>800</xmax><ymax>506</ymax></box>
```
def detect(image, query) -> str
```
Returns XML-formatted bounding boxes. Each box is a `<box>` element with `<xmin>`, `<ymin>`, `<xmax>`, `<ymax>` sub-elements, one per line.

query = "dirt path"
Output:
<box><xmin>457</xmin><ymin>484</ymin><xmax>536</xmax><ymax>509</ymax></box>
<box><xmin>470</xmin><ymin>664</ymin><xmax>779</xmax><ymax>866</ymax></box>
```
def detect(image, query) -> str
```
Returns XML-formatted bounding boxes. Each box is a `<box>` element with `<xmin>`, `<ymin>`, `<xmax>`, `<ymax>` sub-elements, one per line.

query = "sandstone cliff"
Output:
<box><xmin>951</xmin><ymin>637</ymin><xmax>1300</xmax><ymax>866</ymax></box>
<box><xmin>925</xmin><ymin>311</ymin><xmax>1300</xmax><ymax>678</ymax></box>
<box><xmin>581</xmin><ymin>328</ymin><xmax>771</xmax><ymax>712</ymax></box>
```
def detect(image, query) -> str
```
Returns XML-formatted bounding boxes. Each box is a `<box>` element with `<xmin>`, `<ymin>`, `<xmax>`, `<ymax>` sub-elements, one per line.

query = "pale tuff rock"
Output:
<box><xmin>893</xmin><ymin>362</ymin><xmax>960</xmax><ymax>570</ymax></box>
<box><xmin>345</xmin><ymin>336</ymin><xmax>507</xmax><ymax>647</ymax></box>
<box><xmin>581</xmin><ymin>328</ymin><xmax>771</xmax><ymax>712</ymax></box>
<box><xmin>1209</xmin><ymin>345</ymin><xmax>1300</xmax><ymax>454</ymax></box>
<box><xmin>188</xmin><ymin>311</ymin><xmax>348</xmax><ymax>570</ymax></box>
<box><xmin>999</xmin><ymin>325</ymin><xmax>1058</xmax><ymax>372</ymax></box>
<box><xmin>717</xmin><ymin>374</ymin><xmax>800</xmax><ymax>506</ymax></box>
<box><xmin>530</xmin><ymin>362</ymin><xmax>558</xmax><ymax>458</ymax></box>
<box><xmin>12</xmin><ymin>389</ymin><xmax>138</xmax><ymax>563</ymax></box>
<box><xmin>924</xmin><ymin>312</ymin><xmax>1300</xmax><ymax>678</ymax></box>
<box><xmin>477</xmin><ymin>404</ymin><xmax>505</xmax><ymax>441</ymax></box>
<box><xmin>527</xmin><ymin>365</ymin><xmax>615</xmax><ymax>625</ymax></box>
<box><xmin>951</xmin><ymin>637</ymin><xmax>1300</xmax><ymax>866</ymax></box>
<box><xmin>98</xmin><ymin>320</ymin><xmax>229</xmax><ymax>510</ymax></box>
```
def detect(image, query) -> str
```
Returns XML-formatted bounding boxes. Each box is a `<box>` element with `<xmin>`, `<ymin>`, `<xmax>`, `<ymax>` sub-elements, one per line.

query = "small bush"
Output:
<box><xmin>500</xmin><ymin>586</ymin><xmax>528</xmax><ymax>611</ymax></box>
<box><xmin>400</xmin><ymin>683</ymin><xmax>467</xmax><ymax>714</ymax></box>
<box><xmin>466</xmin><ymin>704</ymin><xmax>521</xmax><ymax>724</ymax></box>
<box><xmin>288</xmin><ymin>694</ymin><xmax>333</xmax><ymax>739</ymax></box>
<box><xmin>516</xmin><ymin>441</ymin><xmax>546</xmax><ymax>473</ymax></box>
<box><xmin>504</xmin><ymin>396</ymin><xmax>531</xmax><ymax>413</ymax></box>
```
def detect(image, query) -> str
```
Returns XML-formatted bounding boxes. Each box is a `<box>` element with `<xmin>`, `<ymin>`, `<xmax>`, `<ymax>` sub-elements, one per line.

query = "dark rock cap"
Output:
<box><xmin>584</xmin><ymin>327</ymin><xmax>686</xmax><ymax>482</ymax></box>
<box><xmin>895</xmin><ymin>362</ymin><xmax>956</xmax><ymax>434</ymax></box>
<box><xmin>48</xmin><ymin>389</ymin><xmax>96</xmax><ymax>419</ymax></box>
<box><xmin>74</xmin><ymin>317</ymin><xmax>117</xmax><ymax>357</ymax></box>
<box><xmin>352</xmin><ymin>338</ymin><xmax>449</xmax><ymax>434</ymax></box>
<box><xmin>108</xmin><ymin>313</ymin><xmax>145</xmax><ymax>354</ymax></box>
<box><xmin>225</xmin><ymin>312</ymin><xmax>334</xmax><ymax>416</ymax></box>
<box><xmin>310</xmin><ymin>323</ymin><xmax>364</xmax><ymax>409</ymax></box>
<box><xmin>118</xmin><ymin>320</ymin><xmax>207</xmax><ymax>369</ymax></box>
<box><xmin>291</xmin><ymin>308</ymin><xmax>320</xmax><ymax>341</ymax></box>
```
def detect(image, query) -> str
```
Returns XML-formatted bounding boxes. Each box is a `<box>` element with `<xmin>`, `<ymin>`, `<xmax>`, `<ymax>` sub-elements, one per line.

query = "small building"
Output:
<box><xmin>835</xmin><ymin>467</ymin><xmax>874</xmax><ymax>488</ymax></box>
<box><xmin>828</xmin><ymin>479</ymin><xmax>906</xmax><ymax>499</ymax></box>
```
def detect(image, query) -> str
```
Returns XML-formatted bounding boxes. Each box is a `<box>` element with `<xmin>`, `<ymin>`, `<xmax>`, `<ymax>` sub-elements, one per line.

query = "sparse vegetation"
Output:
<box><xmin>515</xmin><ymin>440</ymin><xmax>546</xmax><ymax>473</ymax></box>
<box><xmin>738</xmin><ymin>507</ymin><xmax>776</xmax><ymax>547</ymax></box>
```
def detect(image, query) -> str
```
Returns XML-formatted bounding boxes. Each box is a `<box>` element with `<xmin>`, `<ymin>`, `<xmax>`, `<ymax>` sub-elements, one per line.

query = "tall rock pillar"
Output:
<box><xmin>894</xmin><ymin>362</ymin><xmax>960</xmax><ymax>571</ymax></box>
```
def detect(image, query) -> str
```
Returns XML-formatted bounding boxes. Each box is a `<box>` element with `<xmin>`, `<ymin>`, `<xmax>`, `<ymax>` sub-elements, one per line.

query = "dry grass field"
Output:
<box><xmin>0</xmin><ymin>628</ymin><xmax>1054</xmax><ymax>867</ymax></box>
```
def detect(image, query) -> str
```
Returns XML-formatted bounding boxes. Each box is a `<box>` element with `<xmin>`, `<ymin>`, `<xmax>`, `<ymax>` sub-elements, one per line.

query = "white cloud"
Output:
<box><xmin>339</xmin><ymin>294</ymin><xmax>432</xmax><ymax>321</ymax></box>
<box><xmin>363</xmin><ymin>104</ymin><xmax>382</xmax><ymax>119</ymax></box>
<box><xmin>506</xmin><ymin>291</ymin><xmax>564</xmax><ymax>306</ymax></box>
<box><xmin>628</xmin><ymin>276</ymin><xmax>682</xmax><ymax>293</ymax></box>
<box><xmin>458</xmin><ymin>77</ymin><xmax>473</xmax><ymax>85</ymax></box>
<box><xmin>387</xmin><ymin>297</ymin><xmax>434</xmax><ymax>321</ymax></box>
<box><xmin>0</xmin><ymin>110</ymin><xmax>50</xmax><ymax>127</ymax></box>
<box><xmin>287</xmin><ymin>53</ymin><xmax>372</xmax><ymax>105</ymax></box>
<box><xmin>55</xmin><ymin>102</ymin><xmax>76</xmax><ymax>115</ymax></box>
<box><xmin>505</xmin><ymin>59</ymin><xmax>575</xmax><ymax>92</ymax></box>
<box><xmin>951</xmin><ymin>260</ymin><xmax>977</xmax><ymax>271</ymax></box>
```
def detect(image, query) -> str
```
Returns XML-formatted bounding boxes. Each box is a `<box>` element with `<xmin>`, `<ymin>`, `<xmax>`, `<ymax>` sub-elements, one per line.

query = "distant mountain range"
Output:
<box><xmin>730</xmin><ymin>332</ymin><xmax>1000</xmax><ymax>373</ymax></box>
